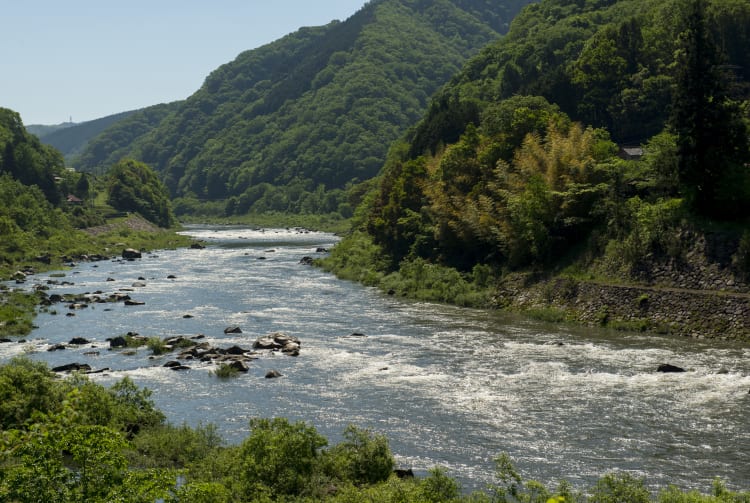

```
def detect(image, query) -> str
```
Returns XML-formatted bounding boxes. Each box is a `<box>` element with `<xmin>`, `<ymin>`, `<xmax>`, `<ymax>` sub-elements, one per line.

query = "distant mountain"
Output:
<box><xmin>73</xmin><ymin>0</ymin><xmax>534</xmax><ymax>214</ymax></box>
<box><xmin>31</xmin><ymin>110</ymin><xmax>144</xmax><ymax>160</ymax></box>
<box><xmin>72</xmin><ymin>103</ymin><xmax>180</xmax><ymax>169</ymax></box>
<box><xmin>26</xmin><ymin>122</ymin><xmax>76</xmax><ymax>139</ymax></box>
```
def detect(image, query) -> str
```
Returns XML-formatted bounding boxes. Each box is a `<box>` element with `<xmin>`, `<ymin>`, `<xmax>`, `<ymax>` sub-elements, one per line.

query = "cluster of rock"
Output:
<box><xmin>48</xmin><ymin>331</ymin><xmax>299</xmax><ymax>379</ymax></box>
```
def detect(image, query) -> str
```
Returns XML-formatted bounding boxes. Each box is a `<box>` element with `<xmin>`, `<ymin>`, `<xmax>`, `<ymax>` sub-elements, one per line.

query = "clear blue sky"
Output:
<box><xmin>1</xmin><ymin>1</ymin><xmax>366</xmax><ymax>125</ymax></box>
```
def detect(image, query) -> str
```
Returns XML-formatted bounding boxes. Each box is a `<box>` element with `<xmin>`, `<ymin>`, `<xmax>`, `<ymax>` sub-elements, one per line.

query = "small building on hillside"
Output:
<box><xmin>66</xmin><ymin>194</ymin><xmax>83</xmax><ymax>205</ymax></box>
<box><xmin>619</xmin><ymin>146</ymin><xmax>644</xmax><ymax>160</ymax></box>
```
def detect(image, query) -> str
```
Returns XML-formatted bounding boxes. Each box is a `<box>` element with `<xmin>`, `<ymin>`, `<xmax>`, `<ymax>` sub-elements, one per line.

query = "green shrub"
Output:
<box><xmin>0</xmin><ymin>291</ymin><xmax>39</xmax><ymax>336</ymax></box>
<box><xmin>590</xmin><ymin>473</ymin><xmax>650</xmax><ymax>503</ymax></box>
<box><xmin>147</xmin><ymin>337</ymin><xmax>168</xmax><ymax>355</ymax></box>
<box><xmin>129</xmin><ymin>422</ymin><xmax>223</xmax><ymax>469</ymax></box>
<box><xmin>525</xmin><ymin>307</ymin><xmax>568</xmax><ymax>323</ymax></box>
<box><xmin>323</xmin><ymin>425</ymin><xmax>394</xmax><ymax>486</ymax></box>
<box><xmin>210</xmin><ymin>363</ymin><xmax>239</xmax><ymax>379</ymax></box>
<box><xmin>238</xmin><ymin>417</ymin><xmax>328</xmax><ymax>497</ymax></box>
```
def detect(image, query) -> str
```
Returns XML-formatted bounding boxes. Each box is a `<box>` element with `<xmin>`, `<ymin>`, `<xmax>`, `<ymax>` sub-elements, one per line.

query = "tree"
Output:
<box><xmin>670</xmin><ymin>0</ymin><xmax>750</xmax><ymax>218</ymax></box>
<box><xmin>107</xmin><ymin>159</ymin><xmax>176</xmax><ymax>227</ymax></box>
<box><xmin>238</xmin><ymin>417</ymin><xmax>327</xmax><ymax>497</ymax></box>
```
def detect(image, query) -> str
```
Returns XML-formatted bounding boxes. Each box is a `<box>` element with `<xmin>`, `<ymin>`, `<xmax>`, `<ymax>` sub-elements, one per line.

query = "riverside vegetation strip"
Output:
<box><xmin>1</xmin><ymin>356</ymin><xmax>749</xmax><ymax>502</ymax></box>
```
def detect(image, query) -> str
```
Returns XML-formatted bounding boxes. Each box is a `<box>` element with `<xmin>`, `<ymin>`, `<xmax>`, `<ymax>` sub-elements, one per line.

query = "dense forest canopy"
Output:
<box><xmin>355</xmin><ymin>0</ymin><xmax>750</xmax><ymax>279</ymax></box>
<box><xmin>1</xmin><ymin>108</ymin><xmax>66</xmax><ymax>204</ymax></box>
<box><xmin>70</xmin><ymin>0</ymin><xmax>534</xmax><ymax>217</ymax></box>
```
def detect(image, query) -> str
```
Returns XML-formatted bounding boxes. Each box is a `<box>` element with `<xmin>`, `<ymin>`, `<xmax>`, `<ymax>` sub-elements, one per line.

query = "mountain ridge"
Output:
<box><xmin>71</xmin><ymin>0</ymin><xmax>535</xmax><ymax>216</ymax></box>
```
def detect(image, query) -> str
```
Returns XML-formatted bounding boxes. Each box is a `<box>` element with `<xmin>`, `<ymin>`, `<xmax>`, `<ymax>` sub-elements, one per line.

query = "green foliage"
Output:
<box><xmin>0</xmin><ymin>392</ymin><xmax>174</xmax><ymax>502</ymax></box>
<box><xmin>238</xmin><ymin>417</ymin><xmax>328</xmax><ymax>497</ymax></box>
<box><xmin>107</xmin><ymin>159</ymin><xmax>176</xmax><ymax>227</ymax></box>
<box><xmin>670</xmin><ymin>0</ymin><xmax>750</xmax><ymax>219</ymax></box>
<box><xmin>590</xmin><ymin>472</ymin><xmax>651</xmax><ymax>503</ymax></box>
<box><xmin>318</xmin><ymin>231</ymin><xmax>389</xmax><ymax>286</ymax></box>
<box><xmin>210</xmin><ymin>363</ymin><xmax>240</xmax><ymax>379</ymax></box>
<box><xmin>525</xmin><ymin>307</ymin><xmax>568</xmax><ymax>323</ymax></box>
<box><xmin>0</xmin><ymin>291</ymin><xmax>40</xmax><ymax>336</ymax></box>
<box><xmin>146</xmin><ymin>336</ymin><xmax>168</xmax><ymax>355</ymax></box>
<box><xmin>323</xmin><ymin>425</ymin><xmax>395</xmax><ymax>486</ymax></box>
<box><xmin>382</xmin><ymin>258</ymin><xmax>493</xmax><ymax>306</ymax></box>
<box><xmin>0</xmin><ymin>357</ymin><xmax>64</xmax><ymax>430</ymax></box>
<box><xmin>1</xmin><ymin>107</ymin><xmax>65</xmax><ymax>204</ymax></box>
<box><xmin>108</xmin><ymin>376</ymin><xmax>165</xmax><ymax>435</ymax></box>
<box><xmin>129</xmin><ymin>422</ymin><xmax>223</xmax><ymax>469</ymax></box>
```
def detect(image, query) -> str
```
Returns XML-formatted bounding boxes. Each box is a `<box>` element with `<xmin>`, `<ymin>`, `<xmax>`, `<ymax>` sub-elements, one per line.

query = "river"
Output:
<box><xmin>2</xmin><ymin>226</ymin><xmax>749</xmax><ymax>493</ymax></box>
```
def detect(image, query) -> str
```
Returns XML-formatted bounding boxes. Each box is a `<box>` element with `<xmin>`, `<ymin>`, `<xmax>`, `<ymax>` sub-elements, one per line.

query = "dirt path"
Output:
<box><xmin>83</xmin><ymin>214</ymin><xmax>162</xmax><ymax>236</ymax></box>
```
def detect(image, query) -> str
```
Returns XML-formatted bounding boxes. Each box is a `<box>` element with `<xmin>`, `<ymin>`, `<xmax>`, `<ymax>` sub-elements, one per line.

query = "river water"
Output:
<box><xmin>2</xmin><ymin>226</ymin><xmax>749</xmax><ymax>493</ymax></box>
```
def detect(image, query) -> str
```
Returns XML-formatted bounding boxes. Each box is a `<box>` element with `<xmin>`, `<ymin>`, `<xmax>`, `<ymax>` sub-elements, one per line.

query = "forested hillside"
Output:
<box><xmin>72</xmin><ymin>0</ymin><xmax>533</xmax><ymax>216</ymax></box>
<box><xmin>33</xmin><ymin>109</ymin><xmax>139</xmax><ymax>160</ymax></box>
<box><xmin>0</xmin><ymin>107</ymin><xmax>184</xmax><ymax>282</ymax></box>
<box><xmin>324</xmin><ymin>0</ymin><xmax>750</xmax><ymax>312</ymax></box>
<box><xmin>72</xmin><ymin>103</ymin><xmax>179</xmax><ymax>170</ymax></box>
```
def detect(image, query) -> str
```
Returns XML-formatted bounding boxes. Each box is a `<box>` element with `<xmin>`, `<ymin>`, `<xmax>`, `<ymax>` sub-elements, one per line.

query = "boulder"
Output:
<box><xmin>132</xmin><ymin>281</ymin><xmax>147</xmax><ymax>288</ymax></box>
<box><xmin>657</xmin><ymin>363</ymin><xmax>686</xmax><ymax>373</ymax></box>
<box><xmin>169</xmin><ymin>365</ymin><xmax>191</xmax><ymax>371</ymax></box>
<box><xmin>224</xmin><ymin>326</ymin><xmax>242</xmax><ymax>334</ymax></box>
<box><xmin>68</xmin><ymin>337</ymin><xmax>90</xmax><ymax>345</ymax></box>
<box><xmin>124</xmin><ymin>299</ymin><xmax>145</xmax><ymax>306</ymax></box>
<box><xmin>229</xmin><ymin>360</ymin><xmax>250</xmax><ymax>372</ymax></box>
<box><xmin>163</xmin><ymin>361</ymin><xmax>183</xmax><ymax>368</ymax></box>
<box><xmin>272</xmin><ymin>333</ymin><xmax>300</xmax><ymax>346</ymax></box>
<box><xmin>224</xmin><ymin>345</ymin><xmax>250</xmax><ymax>355</ymax></box>
<box><xmin>47</xmin><ymin>344</ymin><xmax>66</xmax><ymax>352</ymax></box>
<box><xmin>190</xmin><ymin>242</ymin><xmax>205</xmax><ymax>249</ymax></box>
<box><xmin>299</xmin><ymin>256</ymin><xmax>314</xmax><ymax>265</ymax></box>
<box><xmin>122</xmin><ymin>248</ymin><xmax>142</xmax><ymax>260</ymax></box>
<box><xmin>52</xmin><ymin>363</ymin><xmax>92</xmax><ymax>373</ymax></box>
<box><xmin>110</xmin><ymin>336</ymin><xmax>128</xmax><ymax>348</ymax></box>
<box><xmin>265</xmin><ymin>369</ymin><xmax>283</xmax><ymax>379</ymax></box>
<box><xmin>253</xmin><ymin>336</ymin><xmax>280</xmax><ymax>350</ymax></box>
<box><xmin>281</xmin><ymin>343</ymin><xmax>300</xmax><ymax>356</ymax></box>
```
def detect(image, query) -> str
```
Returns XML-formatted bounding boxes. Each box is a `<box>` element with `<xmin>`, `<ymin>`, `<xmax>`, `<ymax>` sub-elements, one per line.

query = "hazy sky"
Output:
<box><xmin>1</xmin><ymin>1</ymin><xmax>366</xmax><ymax>125</ymax></box>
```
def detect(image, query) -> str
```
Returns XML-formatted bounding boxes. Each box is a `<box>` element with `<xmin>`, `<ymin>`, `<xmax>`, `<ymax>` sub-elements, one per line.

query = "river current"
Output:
<box><xmin>2</xmin><ymin>226</ymin><xmax>749</xmax><ymax>493</ymax></box>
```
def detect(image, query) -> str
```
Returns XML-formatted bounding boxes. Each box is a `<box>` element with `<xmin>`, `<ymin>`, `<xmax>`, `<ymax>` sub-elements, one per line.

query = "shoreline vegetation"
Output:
<box><xmin>318</xmin><ymin>228</ymin><xmax>750</xmax><ymax>341</ymax></box>
<box><xmin>0</xmin><ymin>356</ymin><xmax>748</xmax><ymax>502</ymax></box>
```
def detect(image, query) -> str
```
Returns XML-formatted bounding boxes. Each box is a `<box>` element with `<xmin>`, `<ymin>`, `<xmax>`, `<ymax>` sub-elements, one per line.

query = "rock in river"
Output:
<box><xmin>657</xmin><ymin>363</ymin><xmax>686</xmax><ymax>373</ymax></box>
<box><xmin>122</xmin><ymin>248</ymin><xmax>142</xmax><ymax>260</ymax></box>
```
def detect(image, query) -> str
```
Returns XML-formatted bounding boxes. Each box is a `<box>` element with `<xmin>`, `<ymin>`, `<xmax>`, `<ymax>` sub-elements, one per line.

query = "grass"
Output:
<box><xmin>0</xmin><ymin>290</ymin><xmax>40</xmax><ymax>337</ymax></box>
<box><xmin>523</xmin><ymin>307</ymin><xmax>569</xmax><ymax>323</ymax></box>
<box><xmin>146</xmin><ymin>337</ymin><xmax>169</xmax><ymax>355</ymax></box>
<box><xmin>210</xmin><ymin>363</ymin><xmax>240</xmax><ymax>379</ymax></box>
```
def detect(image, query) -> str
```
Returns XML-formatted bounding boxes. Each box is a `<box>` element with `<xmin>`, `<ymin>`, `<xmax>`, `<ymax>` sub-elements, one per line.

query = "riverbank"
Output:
<box><xmin>0</xmin><ymin>214</ymin><xmax>194</xmax><ymax>337</ymax></box>
<box><xmin>497</xmin><ymin>274</ymin><xmax>750</xmax><ymax>340</ymax></box>
<box><xmin>7</xmin><ymin>225</ymin><xmax>750</xmax><ymax>495</ymax></box>
<box><xmin>320</xmin><ymin>228</ymin><xmax>750</xmax><ymax>341</ymax></box>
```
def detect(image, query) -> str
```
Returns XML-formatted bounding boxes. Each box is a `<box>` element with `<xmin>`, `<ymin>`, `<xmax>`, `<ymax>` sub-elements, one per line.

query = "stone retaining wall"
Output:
<box><xmin>498</xmin><ymin>275</ymin><xmax>750</xmax><ymax>340</ymax></box>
